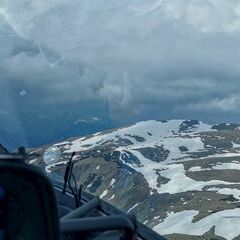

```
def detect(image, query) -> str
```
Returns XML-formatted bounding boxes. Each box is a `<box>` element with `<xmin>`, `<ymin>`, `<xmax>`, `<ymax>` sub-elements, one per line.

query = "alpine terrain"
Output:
<box><xmin>29</xmin><ymin>120</ymin><xmax>240</xmax><ymax>240</ymax></box>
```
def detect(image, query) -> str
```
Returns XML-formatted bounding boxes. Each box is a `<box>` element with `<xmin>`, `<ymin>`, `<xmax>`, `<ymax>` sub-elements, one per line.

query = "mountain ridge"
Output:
<box><xmin>29</xmin><ymin>119</ymin><xmax>240</xmax><ymax>240</ymax></box>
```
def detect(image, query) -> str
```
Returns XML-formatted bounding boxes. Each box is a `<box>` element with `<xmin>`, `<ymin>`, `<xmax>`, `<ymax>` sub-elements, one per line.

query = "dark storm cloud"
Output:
<box><xmin>0</xmin><ymin>39</ymin><xmax>104</xmax><ymax>105</ymax></box>
<box><xmin>1</xmin><ymin>0</ymin><xmax>240</xmax><ymax>123</ymax></box>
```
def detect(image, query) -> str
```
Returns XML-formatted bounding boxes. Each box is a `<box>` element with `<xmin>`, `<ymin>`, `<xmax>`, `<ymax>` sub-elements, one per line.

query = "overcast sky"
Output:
<box><xmin>1</xmin><ymin>0</ymin><xmax>240</xmax><ymax>147</ymax></box>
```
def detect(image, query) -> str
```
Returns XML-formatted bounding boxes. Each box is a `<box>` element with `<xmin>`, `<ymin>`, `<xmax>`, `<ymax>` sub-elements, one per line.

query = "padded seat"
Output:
<box><xmin>0</xmin><ymin>157</ymin><xmax>60</xmax><ymax>240</ymax></box>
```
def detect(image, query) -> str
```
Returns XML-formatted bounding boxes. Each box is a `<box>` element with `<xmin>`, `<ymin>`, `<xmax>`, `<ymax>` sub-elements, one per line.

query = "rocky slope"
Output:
<box><xmin>30</xmin><ymin>119</ymin><xmax>240</xmax><ymax>240</ymax></box>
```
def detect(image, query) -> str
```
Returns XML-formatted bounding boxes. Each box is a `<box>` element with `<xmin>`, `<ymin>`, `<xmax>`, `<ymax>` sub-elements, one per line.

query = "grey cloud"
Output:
<box><xmin>1</xmin><ymin>0</ymin><xmax>240</xmax><ymax>123</ymax></box>
<box><xmin>185</xmin><ymin>95</ymin><xmax>240</xmax><ymax>112</ymax></box>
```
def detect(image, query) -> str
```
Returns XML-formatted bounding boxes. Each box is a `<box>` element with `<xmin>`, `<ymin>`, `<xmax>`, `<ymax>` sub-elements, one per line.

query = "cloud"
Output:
<box><xmin>1</xmin><ymin>0</ymin><xmax>240</xmax><ymax>123</ymax></box>
<box><xmin>186</xmin><ymin>95</ymin><xmax>240</xmax><ymax>112</ymax></box>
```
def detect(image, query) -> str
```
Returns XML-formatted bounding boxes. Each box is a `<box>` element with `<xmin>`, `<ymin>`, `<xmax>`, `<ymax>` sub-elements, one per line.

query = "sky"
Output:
<box><xmin>1</xmin><ymin>0</ymin><xmax>240</xmax><ymax>148</ymax></box>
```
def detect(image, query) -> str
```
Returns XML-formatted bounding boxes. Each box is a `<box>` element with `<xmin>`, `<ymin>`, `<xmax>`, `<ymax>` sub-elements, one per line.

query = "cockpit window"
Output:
<box><xmin>1</xmin><ymin>1</ymin><xmax>240</xmax><ymax>239</ymax></box>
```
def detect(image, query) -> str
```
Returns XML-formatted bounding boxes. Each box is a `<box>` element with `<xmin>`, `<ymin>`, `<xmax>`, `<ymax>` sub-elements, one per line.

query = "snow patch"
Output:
<box><xmin>110</xmin><ymin>178</ymin><xmax>115</xmax><ymax>186</ymax></box>
<box><xmin>214</xmin><ymin>162</ymin><xmax>240</xmax><ymax>170</ymax></box>
<box><xmin>100</xmin><ymin>190</ymin><xmax>108</xmax><ymax>198</ymax></box>
<box><xmin>209</xmin><ymin>187</ymin><xmax>240</xmax><ymax>201</ymax></box>
<box><xmin>189</xmin><ymin>166</ymin><xmax>202</xmax><ymax>172</ymax></box>
<box><xmin>154</xmin><ymin>209</ymin><xmax>240</xmax><ymax>240</ymax></box>
<box><xmin>54</xmin><ymin>141</ymin><xmax>71</xmax><ymax>147</ymax></box>
<box><xmin>109</xmin><ymin>194</ymin><xmax>115</xmax><ymax>200</ymax></box>
<box><xmin>125</xmin><ymin>150</ymin><xmax>237</xmax><ymax>194</ymax></box>
<box><xmin>127</xmin><ymin>203</ymin><xmax>139</xmax><ymax>213</ymax></box>
<box><xmin>45</xmin><ymin>160</ymin><xmax>68</xmax><ymax>173</ymax></box>
<box><xmin>65</xmin><ymin>120</ymin><xmax>213</xmax><ymax>159</ymax></box>
<box><xmin>29</xmin><ymin>159</ymin><xmax>37</xmax><ymax>164</ymax></box>
<box><xmin>189</xmin><ymin>161</ymin><xmax>240</xmax><ymax>172</ymax></box>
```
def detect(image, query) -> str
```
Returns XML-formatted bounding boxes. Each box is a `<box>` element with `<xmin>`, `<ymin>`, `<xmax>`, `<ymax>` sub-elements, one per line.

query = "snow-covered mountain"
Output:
<box><xmin>31</xmin><ymin>120</ymin><xmax>240</xmax><ymax>240</ymax></box>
